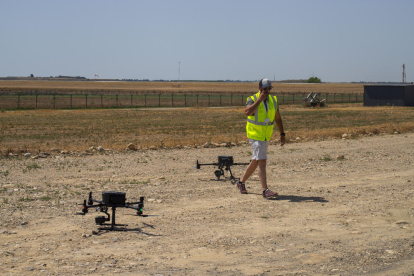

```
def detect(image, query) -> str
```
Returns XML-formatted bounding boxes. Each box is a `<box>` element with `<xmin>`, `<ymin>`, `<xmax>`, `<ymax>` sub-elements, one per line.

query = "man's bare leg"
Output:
<box><xmin>240</xmin><ymin>159</ymin><xmax>258</xmax><ymax>183</ymax></box>
<box><xmin>257</xmin><ymin>159</ymin><xmax>267</xmax><ymax>190</ymax></box>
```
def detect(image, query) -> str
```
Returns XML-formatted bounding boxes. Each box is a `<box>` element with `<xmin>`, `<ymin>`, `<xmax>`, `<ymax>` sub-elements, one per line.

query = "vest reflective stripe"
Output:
<box><xmin>246</xmin><ymin>92</ymin><xmax>278</xmax><ymax>141</ymax></box>
<box><xmin>246</xmin><ymin>118</ymin><xmax>274</xmax><ymax>126</ymax></box>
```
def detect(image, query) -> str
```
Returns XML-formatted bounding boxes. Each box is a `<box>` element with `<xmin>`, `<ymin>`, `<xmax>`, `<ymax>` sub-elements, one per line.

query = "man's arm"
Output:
<box><xmin>274</xmin><ymin>110</ymin><xmax>285</xmax><ymax>146</ymax></box>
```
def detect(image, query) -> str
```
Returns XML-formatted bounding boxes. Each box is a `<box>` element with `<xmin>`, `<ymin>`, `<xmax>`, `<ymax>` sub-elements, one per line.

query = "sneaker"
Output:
<box><xmin>262</xmin><ymin>189</ymin><xmax>278</xmax><ymax>199</ymax></box>
<box><xmin>237</xmin><ymin>181</ymin><xmax>247</xmax><ymax>194</ymax></box>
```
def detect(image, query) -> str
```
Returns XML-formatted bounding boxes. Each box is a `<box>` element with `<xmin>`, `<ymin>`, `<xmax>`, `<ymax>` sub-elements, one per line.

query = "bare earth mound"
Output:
<box><xmin>1</xmin><ymin>133</ymin><xmax>413</xmax><ymax>275</ymax></box>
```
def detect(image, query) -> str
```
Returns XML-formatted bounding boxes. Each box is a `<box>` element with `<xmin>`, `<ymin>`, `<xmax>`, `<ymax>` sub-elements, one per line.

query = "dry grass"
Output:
<box><xmin>1</xmin><ymin>104</ymin><xmax>414</xmax><ymax>155</ymax></box>
<box><xmin>0</xmin><ymin>80</ymin><xmax>363</xmax><ymax>94</ymax></box>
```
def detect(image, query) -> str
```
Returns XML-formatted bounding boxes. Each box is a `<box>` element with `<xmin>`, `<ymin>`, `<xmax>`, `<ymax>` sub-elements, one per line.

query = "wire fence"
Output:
<box><xmin>0</xmin><ymin>92</ymin><xmax>364</xmax><ymax>109</ymax></box>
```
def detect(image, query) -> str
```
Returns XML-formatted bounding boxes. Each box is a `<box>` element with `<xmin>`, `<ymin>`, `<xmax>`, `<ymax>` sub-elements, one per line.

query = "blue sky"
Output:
<box><xmin>1</xmin><ymin>0</ymin><xmax>413</xmax><ymax>82</ymax></box>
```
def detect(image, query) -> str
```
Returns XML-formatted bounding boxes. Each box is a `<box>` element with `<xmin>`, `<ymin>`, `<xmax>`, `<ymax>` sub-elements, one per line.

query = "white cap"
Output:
<box><xmin>259</xmin><ymin>78</ymin><xmax>272</xmax><ymax>88</ymax></box>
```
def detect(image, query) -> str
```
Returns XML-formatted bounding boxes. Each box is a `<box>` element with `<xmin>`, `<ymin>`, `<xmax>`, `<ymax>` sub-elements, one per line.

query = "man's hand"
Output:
<box><xmin>258</xmin><ymin>91</ymin><xmax>269</xmax><ymax>102</ymax></box>
<box><xmin>280</xmin><ymin>135</ymin><xmax>286</xmax><ymax>146</ymax></box>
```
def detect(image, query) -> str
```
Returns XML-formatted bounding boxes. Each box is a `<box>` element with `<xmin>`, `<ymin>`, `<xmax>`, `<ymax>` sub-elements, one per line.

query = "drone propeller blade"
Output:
<box><xmin>74</xmin><ymin>212</ymin><xmax>85</xmax><ymax>216</ymax></box>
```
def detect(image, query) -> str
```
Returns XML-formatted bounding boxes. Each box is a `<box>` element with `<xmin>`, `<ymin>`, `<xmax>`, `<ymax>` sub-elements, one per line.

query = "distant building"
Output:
<box><xmin>364</xmin><ymin>84</ymin><xmax>414</xmax><ymax>106</ymax></box>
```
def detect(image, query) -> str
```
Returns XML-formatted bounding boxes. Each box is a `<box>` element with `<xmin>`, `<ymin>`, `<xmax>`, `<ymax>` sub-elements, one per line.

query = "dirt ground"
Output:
<box><xmin>1</xmin><ymin>133</ymin><xmax>413</xmax><ymax>276</ymax></box>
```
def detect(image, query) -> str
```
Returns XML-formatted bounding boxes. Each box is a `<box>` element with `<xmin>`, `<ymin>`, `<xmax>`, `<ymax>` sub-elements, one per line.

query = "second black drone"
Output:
<box><xmin>196</xmin><ymin>155</ymin><xmax>249</xmax><ymax>181</ymax></box>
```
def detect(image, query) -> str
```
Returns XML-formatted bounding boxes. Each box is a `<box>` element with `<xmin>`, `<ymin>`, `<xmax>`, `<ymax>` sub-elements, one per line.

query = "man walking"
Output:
<box><xmin>237</xmin><ymin>78</ymin><xmax>285</xmax><ymax>198</ymax></box>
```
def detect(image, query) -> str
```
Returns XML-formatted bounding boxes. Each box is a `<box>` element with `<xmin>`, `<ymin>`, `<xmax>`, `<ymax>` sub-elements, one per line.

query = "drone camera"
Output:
<box><xmin>95</xmin><ymin>216</ymin><xmax>107</xmax><ymax>225</ymax></box>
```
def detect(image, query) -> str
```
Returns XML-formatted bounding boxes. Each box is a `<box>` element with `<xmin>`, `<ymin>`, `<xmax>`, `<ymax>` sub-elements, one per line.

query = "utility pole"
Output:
<box><xmin>178</xmin><ymin>62</ymin><xmax>181</xmax><ymax>88</ymax></box>
<box><xmin>402</xmin><ymin>64</ymin><xmax>406</xmax><ymax>83</ymax></box>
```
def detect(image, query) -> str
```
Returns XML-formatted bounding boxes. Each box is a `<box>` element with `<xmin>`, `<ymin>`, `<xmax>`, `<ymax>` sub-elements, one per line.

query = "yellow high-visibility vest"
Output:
<box><xmin>246</xmin><ymin>91</ymin><xmax>278</xmax><ymax>141</ymax></box>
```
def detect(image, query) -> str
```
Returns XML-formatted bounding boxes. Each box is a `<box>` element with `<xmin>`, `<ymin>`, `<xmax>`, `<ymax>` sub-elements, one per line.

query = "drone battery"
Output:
<box><xmin>102</xmin><ymin>191</ymin><xmax>126</xmax><ymax>207</ymax></box>
<box><xmin>218</xmin><ymin>156</ymin><xmax>233</xmax><ymax>166</ymax></box>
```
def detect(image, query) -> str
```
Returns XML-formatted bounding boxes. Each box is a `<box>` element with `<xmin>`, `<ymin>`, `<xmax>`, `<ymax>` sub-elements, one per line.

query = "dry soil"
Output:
<box><xmin>1</xmin><ymin>133</ymin><xmax>414</xmax><ymax>275</ymax></box>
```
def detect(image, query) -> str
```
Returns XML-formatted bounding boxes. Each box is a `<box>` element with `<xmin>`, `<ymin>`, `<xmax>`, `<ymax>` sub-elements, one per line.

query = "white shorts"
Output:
<box><xmin>249</xmin><ymin>139</ymin><xmax>269</xmax><ymax>160</ymax></box>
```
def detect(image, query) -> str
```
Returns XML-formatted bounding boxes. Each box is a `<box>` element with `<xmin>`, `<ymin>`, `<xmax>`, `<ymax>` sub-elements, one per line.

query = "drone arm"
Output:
<box><xmin>125</xmin><ymin>197</ymin><xmax>144</xmax><ymax>216</ymax></box>
<box><xmin>196</xmin><ymin>160</ymin><xmax>219</xmax><ymax>169</ymax></box>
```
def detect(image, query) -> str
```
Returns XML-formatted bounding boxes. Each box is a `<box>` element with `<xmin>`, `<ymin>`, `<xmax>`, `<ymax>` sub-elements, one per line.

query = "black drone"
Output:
<box><xmin>75</xmin><ymin>191</ymin><xmax>145</xmax><ymax>231</ymax></box>
<box><xmin>196</xmin><ymin>155</ymin><xmax>250</xmax><ymax>181</ymax></box>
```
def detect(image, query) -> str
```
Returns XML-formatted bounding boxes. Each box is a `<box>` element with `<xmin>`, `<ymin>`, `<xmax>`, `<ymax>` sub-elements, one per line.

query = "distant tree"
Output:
<box><xmin>306</xmin><ymin>76</ymin><xmax>321</xmax><ymax>83</ymax></box>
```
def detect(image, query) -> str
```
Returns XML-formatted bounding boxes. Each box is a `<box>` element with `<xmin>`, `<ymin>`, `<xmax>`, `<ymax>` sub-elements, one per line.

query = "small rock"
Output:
<box><xmin>394</xmin><ymin>220</ymin><xmax>409</xmax><ymax>225</ymax></box>
<box><xmin>126</xmin><ymin>143</ymin><xmax>137</xmax><ymax>151</ymax></box>
<box><xmin>203</xmin><ymin>142</ymin><xmax>212</xmax><ymax>148</ymax></box>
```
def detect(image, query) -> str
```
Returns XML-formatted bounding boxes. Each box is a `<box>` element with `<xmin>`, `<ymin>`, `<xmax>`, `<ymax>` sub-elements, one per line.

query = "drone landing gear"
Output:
<box><xmin>213</xmin><ymin>165</ymin><xmax>236</xmax><ymax>182</ymax></box>
<box><xmin>95</xmin><ymin>205</ymin><xmax>128</xmax><ymax>231</ymax></box>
